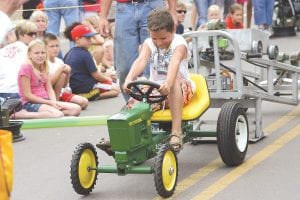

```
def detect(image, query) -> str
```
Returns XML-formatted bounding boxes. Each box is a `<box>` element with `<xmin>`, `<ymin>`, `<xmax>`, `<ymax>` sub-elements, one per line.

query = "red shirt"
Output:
<box><xmin>83</xmin><ymin>0</ymin><xmax>101</xmax><ymax>12</ymax></box>
<box><xmin>225</xmin><ymin>15</ymin><xmax>244</xmax><ymax>29</ymax></box>
<box><xmin>237</xmin><ymin>0</ymin><xmax>248</xmax><ymax>3</ymax></box>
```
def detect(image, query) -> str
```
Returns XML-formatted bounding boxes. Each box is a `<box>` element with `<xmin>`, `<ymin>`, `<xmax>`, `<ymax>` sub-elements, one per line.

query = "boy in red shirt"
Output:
<box><xmin>225</xmin><ymin>3</ymin><xmax>244</xmax><ymax>29</ymax></box>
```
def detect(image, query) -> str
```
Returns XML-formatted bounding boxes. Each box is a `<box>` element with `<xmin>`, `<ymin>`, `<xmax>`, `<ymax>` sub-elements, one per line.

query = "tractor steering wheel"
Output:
<box><xmin>127</xmin><ymin>80</ymin><xmax>167</xmax><ymax>104</ymax></box>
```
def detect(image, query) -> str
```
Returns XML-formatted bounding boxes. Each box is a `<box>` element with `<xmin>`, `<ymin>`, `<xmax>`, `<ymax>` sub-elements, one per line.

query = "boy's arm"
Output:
<box><xmin>91</xmin><ymin>71</ymin><xmax>113</xmax><ymax>83</ymax></box>
<box><xmin>160</xmin><ymin>44</ymin><xmax>187</xmax><ymax>95</ymax></box>
<box><xmin>49</xmin><ymin>64</ymin><xmax>69</xmax><ymax>85</ymax></box>
<box><xmin>123</xmin><ymin>43</ymin><xmax>151</xmax><ymax>92</ymax></box>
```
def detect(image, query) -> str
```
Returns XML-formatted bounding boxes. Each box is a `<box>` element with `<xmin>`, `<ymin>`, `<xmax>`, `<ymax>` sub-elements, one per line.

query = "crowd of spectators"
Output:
<box><xmin>0</xmin><ymin>0</ymin><xmax>277</xmax><ymax>120</ymax></box>
<box><xmin>0</xmin><ymin>0</ymin><xmax>119</xmax><ymax>119</ymax></box>
<box><xmin>190</xmin><ymin>0</ymin><xmax>273</xmax><ymax>32</ymax></box>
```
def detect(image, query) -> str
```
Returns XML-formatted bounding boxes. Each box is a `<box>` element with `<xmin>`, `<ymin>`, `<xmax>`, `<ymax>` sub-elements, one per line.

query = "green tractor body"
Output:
<box><xmin>107</xmin><ymin>102</ymin><xmax>154</xmax><ymax>168</ymax></box>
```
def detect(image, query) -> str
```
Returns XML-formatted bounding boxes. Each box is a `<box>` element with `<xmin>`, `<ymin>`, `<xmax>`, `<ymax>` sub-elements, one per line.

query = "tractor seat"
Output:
<box><xmin>151</xmin><ymin>73</ymin><xmax>210</xmax><ymax>122</ymax></box>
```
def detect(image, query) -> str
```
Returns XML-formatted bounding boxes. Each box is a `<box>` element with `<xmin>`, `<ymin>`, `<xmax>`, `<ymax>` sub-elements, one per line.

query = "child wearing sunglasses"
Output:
<box><xmin>176</xmin><ymin>1</ymin><xmax>187</xmax><ymax>34</ymax></box>
<box><xmin>0</xmin><ymin>20</ymin><xmax>42</xmax><ymax>119</ymax></box>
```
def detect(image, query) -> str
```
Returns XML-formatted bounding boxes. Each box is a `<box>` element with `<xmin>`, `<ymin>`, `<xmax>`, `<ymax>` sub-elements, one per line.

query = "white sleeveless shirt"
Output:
<box><xmin>145</xmin><ymin>34</ymin><xmax>194</xmax><ymax>90</ymax></box>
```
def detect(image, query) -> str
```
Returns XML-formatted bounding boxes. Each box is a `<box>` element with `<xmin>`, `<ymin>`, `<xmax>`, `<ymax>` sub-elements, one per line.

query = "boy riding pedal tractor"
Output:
<box><xmin>98</xmin><ymin>8</ymin><xmax>195</xmax><ymax>153</ymax></box>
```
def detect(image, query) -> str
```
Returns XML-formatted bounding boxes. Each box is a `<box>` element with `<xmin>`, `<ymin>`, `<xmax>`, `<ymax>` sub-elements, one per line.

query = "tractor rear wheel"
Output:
<box><xmin>153</xmin><ymin>144</ymin><xmax>178</xmax><ymax>198</ymax></box>
<box><xmin>217</xmin><ymin>102</ymin><xmax>249</xmax><ymax>166</ymax></box>
<box><xmin>70</xmin><ymin>143</ymin><xmax>98</xmax><ymax>195</ymax></box>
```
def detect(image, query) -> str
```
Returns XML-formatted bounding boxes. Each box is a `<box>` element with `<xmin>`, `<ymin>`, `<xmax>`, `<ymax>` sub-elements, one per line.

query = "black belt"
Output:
<box><xmin>118</xmin><ymin>0</ymin><xmax>145</xmax><ymax>3</ymax></box>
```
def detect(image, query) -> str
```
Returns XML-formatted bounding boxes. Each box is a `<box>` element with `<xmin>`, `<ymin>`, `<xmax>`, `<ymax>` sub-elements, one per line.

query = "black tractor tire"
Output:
<box><xmin>153</xmin><ymin>144</ymin><xmax>178</xmax><ymax>198</ymax></box>
<box><xmin>217</xmin><ymin>102</ymin><xmax>249</xmax><ymax>166</ymax></box>
<box><xmin>70</xmin><ymin>143</ymin><xmax>98</xmax><ymax>195</ymax></box>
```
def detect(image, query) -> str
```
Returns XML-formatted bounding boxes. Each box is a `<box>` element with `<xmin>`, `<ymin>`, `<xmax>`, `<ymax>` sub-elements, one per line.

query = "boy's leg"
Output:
<box><xmin>58</xmin><ymin>101</ymin><xmax>81</xmax><ymax>116</ymax></box>
<box><xmin>52</xmin><ymin>73</ymin><xmax>67</xmax><ymax>100</ymax></box>
<box><xmin>99</xmin><ymin>90</ymin><xmax>119</xmax><ymax>99</ymax></box>
<box><xmin>93</xmin><ymin>45</ymin><xmax>105</xmax><ymax>66</ymax></box>
<box><xmin>70</xmin><ymin>95</ymin><xmax>89</xmax><ymax>110</ymax></box>
<box><xmin>168</xmin><ymin>80</ymin><xmax>184</xmax><ymax>151</ymax></box>
<box><xmin>168</xmin><ymin>80</ymin><xmax>183</xmax><ymax>136</ymax></box>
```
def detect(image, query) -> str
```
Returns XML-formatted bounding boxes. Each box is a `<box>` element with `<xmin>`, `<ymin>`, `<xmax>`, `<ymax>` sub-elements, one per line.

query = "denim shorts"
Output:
<box><xmin>23</xmin><ymin>102</ymin><xmax>42</xmax><ymax>112</ymax></box>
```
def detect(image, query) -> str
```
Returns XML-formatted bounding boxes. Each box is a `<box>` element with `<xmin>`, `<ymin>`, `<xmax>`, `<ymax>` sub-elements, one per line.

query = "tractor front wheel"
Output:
<box><xmin>70</xmin><ymin>143</ymin><xmax>98</xmax><ymax>195</ymax></box>
<box><xmin>153</xmin><ymin>144</ymin><xmax>178</xmax><ymax>198</ymax></box>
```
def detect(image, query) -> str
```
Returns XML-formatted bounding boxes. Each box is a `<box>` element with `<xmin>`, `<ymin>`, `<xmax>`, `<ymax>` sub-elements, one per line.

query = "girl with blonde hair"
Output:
<box><xmin>18</xmin><ymin>39</ymin><xmax>81</xmax><ymax>118</ymax></box>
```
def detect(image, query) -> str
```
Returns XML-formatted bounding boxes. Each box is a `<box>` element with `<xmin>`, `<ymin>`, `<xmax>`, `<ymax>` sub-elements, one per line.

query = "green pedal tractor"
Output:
<box><xmin>70</xmin><ymin>73</ymin><xmax>249</xmax><ymax>198</ymax></box>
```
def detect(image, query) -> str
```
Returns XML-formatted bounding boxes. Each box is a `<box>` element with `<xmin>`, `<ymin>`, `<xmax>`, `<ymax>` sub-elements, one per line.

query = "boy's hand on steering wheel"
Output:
<box><xmin>158</xmin><ymin>82</ymin><xmax>170</xmax><ymax>96</ymax></box>
<box><xmin>123</xmin><ymin>80</ymin><xmax>132</xmax><ymax>94</ymax></box>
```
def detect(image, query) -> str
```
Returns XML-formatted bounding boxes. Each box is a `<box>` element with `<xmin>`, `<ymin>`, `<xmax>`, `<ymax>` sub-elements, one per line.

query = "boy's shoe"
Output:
<box><xmin>96</xmin><ymin>138</ymin><xmax>114</xmax><ymax>157</ymax></box>
<box><xmin>169</xmin><ymin>134</ymin><xmax>184</xmax><ymax>153</ymax></box>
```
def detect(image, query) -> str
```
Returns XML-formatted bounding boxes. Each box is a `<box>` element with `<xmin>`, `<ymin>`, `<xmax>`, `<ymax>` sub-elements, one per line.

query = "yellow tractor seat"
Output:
<box><xmin>151</xmin><ymin>73</ymin><xmax>210</xmax><ymax>122</ymax></box>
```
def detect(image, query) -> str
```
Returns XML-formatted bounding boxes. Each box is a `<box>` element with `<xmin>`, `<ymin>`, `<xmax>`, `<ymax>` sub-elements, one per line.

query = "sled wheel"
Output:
<box><xmin>251</xmin><ymin>40</ymin><xmax>263</xmax><ymax>53</ymax></box>
<box><xmin>217</xmin><ymin>102</ymin><xmax>249</xmax><ymax>166</ymax></box>
<box><xmin>267</xmin><ymin>45</ymin><xmax>279</xmax><ymax>60</ymax></box>
<box><xmin>153</xmin><ymin>144</ymin><xmax>178</xmax><ymax>198</ymax></box>
<box><xmin>70</xmin><ymin>143</ymin><xmax>98</xmax><ymax>195</ymax></box>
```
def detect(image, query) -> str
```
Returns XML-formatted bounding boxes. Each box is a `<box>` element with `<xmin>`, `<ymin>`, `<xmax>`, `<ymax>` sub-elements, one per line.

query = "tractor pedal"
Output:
<box><xmin>96</xmin><ymin>138</ymin><xmax>114</xmax><ymax>157</ymax></box>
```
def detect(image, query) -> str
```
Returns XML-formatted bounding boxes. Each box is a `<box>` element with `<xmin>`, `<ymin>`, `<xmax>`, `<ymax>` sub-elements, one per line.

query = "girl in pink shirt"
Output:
<box><xmin>18</xmin><ymin>39</ymin><xmax>81</xmax><ymax>118</ymax></box>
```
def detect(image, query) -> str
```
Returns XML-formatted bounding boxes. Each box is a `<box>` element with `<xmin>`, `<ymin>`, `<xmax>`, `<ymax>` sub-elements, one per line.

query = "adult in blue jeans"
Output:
<box><xmin>43</xmin><ymin>0</ymin><xmax>80</xmax><ymax>36</ymax></box>
<box><xmin>214</xmin><ymin>0</ymin><xmax>236</xmax><ymax>19</ymax></box>
<box><xmin>99</xmin><ymin>0</ymin><xmax>177</xmax><ymax>101</ymax></box>
<box><xmin>194</xmin><ymin>0</ymin><xmax>214</xmax><ymax>29</ymax></box>
<box><xmin>253</xmin><ymin>0</ymin><xmax>274</xmax><ymax>30</ymax></box>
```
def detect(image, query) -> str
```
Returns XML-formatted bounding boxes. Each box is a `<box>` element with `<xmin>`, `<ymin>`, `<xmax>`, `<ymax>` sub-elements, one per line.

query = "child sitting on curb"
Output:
<box><xmin>44</xmin><ymin>33</ymin><xmax>89</xmax><ymax>110</ymax></box>
<box><xmin>18</xmin><ymin>39</ymin><xmax>81</xmax><ymax>118</ymax></box>
<box><xmin>64</xmin><ymin>23</ymin><xmax>120</xmax><ymax>101</ymax></box>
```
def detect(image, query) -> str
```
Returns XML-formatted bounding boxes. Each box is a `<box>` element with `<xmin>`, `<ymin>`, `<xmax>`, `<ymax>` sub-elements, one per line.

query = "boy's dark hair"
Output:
<box><xmin>229</xmin><ymin>3</ymin><xmax>243</xmax><ymax>14</ymax></box>
<box><xmin>43</xmin><ymin>32</ymin><xmax>58</xmax><ymax>45</ymax></box>
<box><xmin>64</xmin><ymin>22</ymin><xmax>82</xmax><ymax>41</ymax></box>
<box><xmin>147</xmin><ymin>9</ymin><xmax>174</xmax><ymax>32</ymax></box>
